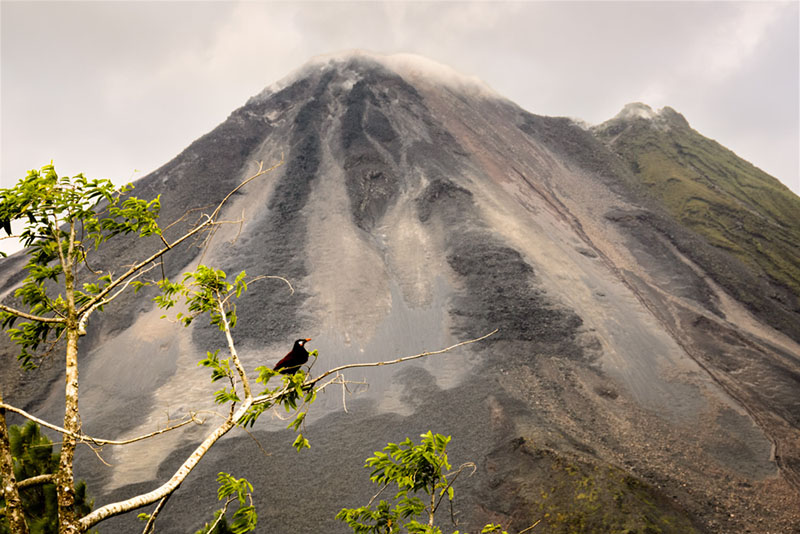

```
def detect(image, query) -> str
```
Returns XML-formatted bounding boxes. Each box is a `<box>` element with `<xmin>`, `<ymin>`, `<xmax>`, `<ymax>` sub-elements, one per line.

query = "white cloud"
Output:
<box><xmin>688</xmin><ymin>2</ymin><xmax>783</xmax><ymax>82</ymax></box>
<box><xmin>1</xmin><ymin>1</ymin><xmax>797</xmax><ymax>194</ymax></box>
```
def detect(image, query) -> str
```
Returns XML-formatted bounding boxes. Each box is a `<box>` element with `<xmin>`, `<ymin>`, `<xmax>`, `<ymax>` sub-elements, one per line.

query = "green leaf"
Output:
<box><xmin>288</xmin><ymin>411</ymin><xmax>306</xmax><ymax>431</ymax></box>
<box><xmin>292</xmin><ymin>434</ymin><xmax>311</xmax><ymax>452</ymax></box>
<box><xmin>337</xmin><ymin>432</ymin><xmax>459</xmax><ymax>534</ymax></box>
<box><xmin>213</xmin><ymin>388</ymin><xmax>241</xmax><ymax>405</ymax></box>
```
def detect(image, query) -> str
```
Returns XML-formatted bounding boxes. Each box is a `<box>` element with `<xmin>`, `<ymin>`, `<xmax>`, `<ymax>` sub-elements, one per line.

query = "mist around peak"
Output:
<box><xmin>247</xmin><ymin>49</ymin><xmax>501</xmax><ymax>106</ymax></box>
<box><xmin>594</xmin><ymin>102</ymin><xmax>691</xmax><ymax>135</ymax></box>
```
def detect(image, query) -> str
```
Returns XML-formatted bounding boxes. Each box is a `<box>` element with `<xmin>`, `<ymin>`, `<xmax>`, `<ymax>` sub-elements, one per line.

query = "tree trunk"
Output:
<box><xmin>0</xmin><ymin>390</ymin><xmax>30</xmax><ymax>534</ymax></box>
<box><xmin>57</xmin><ymin>234</ymin><xmax>81</xmax><ymax>534</ymax></box>
<box><xmin>56</xmin><ymin>326</ymin><xmax>81</xmax><ymax>534</ymax></box>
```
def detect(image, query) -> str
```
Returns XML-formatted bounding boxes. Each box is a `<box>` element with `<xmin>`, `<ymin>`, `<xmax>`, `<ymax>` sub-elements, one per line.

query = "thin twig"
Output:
<box><xmin>84</xmin><ymin>440</ymin><xmax>113</xmax><ymax>467</ymax></box>
<box><xmin>31</xmin><ymin>327</ymin><xmax>67</xmax><ymax>366</ymax></box>
<box><xmin>204</xmin><ymin>496</ymin><xmax>236</xmax><ymax>534</ymax></box>
<box><xmin>141</xmin><ymin>494</ymin><xmax>173</xmax><ymax>534</ymax></box>
<box><xmin>519</xmin><ymin>519</ymin><xmax>542</xmax><ymax>534</ymax></box>
<box><xmin>366</xmin><ymin>482</ymin><xmax>391</xmax><ymax>508</ymax></box>
<box><xmin>79</xmin><ymin>243</ymin><xmax>104</xmax><ymax>275</ymax></box>
<box><xmin>340</xmin><ymin>373</ymin><xmax>348</xmax><ymax>413</ymax></box>
<box><xmin>312</xmin><ymin>373</ymin><xmax>368</xmax><ymax>414</ymax></box>
<box><xmin>307</xmin><ymin>329</ymin><xmax>498</xmax><ymax>389</ymax></box>
<box><xmin>248</xmin><ymin>274</ymin><xmax>295</xmax><ymax>295</ymax></box>
<box><xmin>77</xmin><ymin>263</ymin><xmax>158</xmax><ymax>335</ymax></box>
<box><xmin>160</xmin><ymin>204</ymin><xmax>215</xmax><ymax>235</ymax></box>
<box><xmin>240</xmin><ymin>426</ymin><xmax>272</xmax><ymax>458</ymax></box>
<box><xmin>432</xmin><ymin>462</ymin><xmax>477</xmax><ymax>517</ymax></box>
<box><xmin>0</xmin><ymin>403</ymin><xmax>201</xmax><ymax>445</ymax></box>
<box><xmin>232</xmin><ymin>209</ymin><xmax>246</xmax><ymax>244</ymax></box>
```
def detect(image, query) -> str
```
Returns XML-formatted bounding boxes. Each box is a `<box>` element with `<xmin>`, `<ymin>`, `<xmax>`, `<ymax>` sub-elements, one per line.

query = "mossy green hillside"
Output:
<box><xmin>486</xmin><ymin>439</ymin><xmax>699</xmax><ymax>534</ymax></box>
<box><xmin>594</xmin><ymin>108</ymin><xmax>800</xmax><ymax>302</ymax></box>
<box><xmin>534</xmin><ymin>454</ymin><xmax>698</xmax><ymax>534</ymax></box>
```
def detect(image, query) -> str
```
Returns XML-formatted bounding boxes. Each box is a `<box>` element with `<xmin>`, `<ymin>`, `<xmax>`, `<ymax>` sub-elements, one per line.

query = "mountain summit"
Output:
<box><xmin>595</xmin><ymin>100</ymin><xmax>800</xmax><ymax>324</ymax></box>
<box><xmin>1</xmin><ymin>52</ymin><xmax>798</xmax><ymax>533</ymax></box>
<box><xmin>598</xmin><ymin>102</ymin><xmax>691</xmax><ymax>132</ymax></box>
<box><xmin>250</xmin><ymin>51</ymin><xmax>500</xmax><ymax>105</ymax></box>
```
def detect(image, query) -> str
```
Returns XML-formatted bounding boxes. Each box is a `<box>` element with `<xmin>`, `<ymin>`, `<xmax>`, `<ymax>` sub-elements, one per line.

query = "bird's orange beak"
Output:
<box><xmin>305</xmin><ymin>338</ymin><xmax>312</xmax><ymax>342</ymax></box>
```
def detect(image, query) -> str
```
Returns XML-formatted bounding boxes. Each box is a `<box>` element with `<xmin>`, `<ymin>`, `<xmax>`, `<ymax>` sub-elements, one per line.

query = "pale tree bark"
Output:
<box><xmin>56</xmin><ymin>327</ymin><xmax>80</xmax><ymax>534</ymax></box>
<box><xmin>217</xmin><ymin>296</ymin><xmax>252</xmax><ymax>398</ymax></box>
<box><xmin>0</xmin><ymin>390</ymin><xmax>30</xmax><ymax>534</ymax></box>
<box><xmin>55</xmin><ymin>220</ymin><xmax>81</xmax><ymax>534</ymax></box>
<box><xmin>16</xmin><ymin>474</ymin><xmax>55</xmax><ymax>490</ymax></box>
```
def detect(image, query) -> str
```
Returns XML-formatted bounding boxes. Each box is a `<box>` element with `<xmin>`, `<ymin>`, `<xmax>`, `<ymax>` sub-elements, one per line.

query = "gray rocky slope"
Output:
<box><xmin>1</xmin><ymin>52</ymin><xmax>798</xmax><ymax>532</ymax></box>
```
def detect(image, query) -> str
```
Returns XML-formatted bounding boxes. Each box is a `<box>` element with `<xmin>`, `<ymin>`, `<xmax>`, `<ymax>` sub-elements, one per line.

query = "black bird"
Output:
<box><xmin>0</xmin><ymin>196</ymin><xmax>10</xmax><ymax>236</ymax></box>
<box><xmin>274</xmin><ymin>338</ymin><xmax>312</xmax><ymax>374</ymax></box>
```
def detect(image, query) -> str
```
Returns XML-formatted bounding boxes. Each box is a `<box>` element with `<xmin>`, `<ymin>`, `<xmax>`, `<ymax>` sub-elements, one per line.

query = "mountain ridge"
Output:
<box><xmin>593</xmin><ymin>101</ymin><xmax>800</xmax><ymax>335</ymax></box>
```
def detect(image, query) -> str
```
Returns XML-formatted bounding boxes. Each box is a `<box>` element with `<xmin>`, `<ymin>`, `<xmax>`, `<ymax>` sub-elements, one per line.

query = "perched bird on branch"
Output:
<box><xmin>0</xmin><ymin>196</ymin><xmax>11</xmax><ymax>236</ymax></box>
<box><xmin>274</xmin><ymin>338</ymin><xmax>312</xmax><ymax>374</ymax></box>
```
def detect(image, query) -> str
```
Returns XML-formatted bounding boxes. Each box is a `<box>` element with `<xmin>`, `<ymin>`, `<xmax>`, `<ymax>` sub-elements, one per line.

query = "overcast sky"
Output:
<box><xmin>2</xmin><ymin>1</ymin><xmax>798</xmax><ymax>199</ymax></box>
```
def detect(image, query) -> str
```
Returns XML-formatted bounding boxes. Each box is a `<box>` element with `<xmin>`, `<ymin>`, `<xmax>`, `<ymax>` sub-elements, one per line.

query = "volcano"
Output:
<box><xmin>1</xmin><ymin>52</ymin><xmax>799</xmax><ymax>533</ymax></box>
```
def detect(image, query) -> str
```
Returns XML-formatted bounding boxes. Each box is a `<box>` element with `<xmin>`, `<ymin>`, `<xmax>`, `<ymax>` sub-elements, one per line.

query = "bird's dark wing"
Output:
<box><xmin>273</xmin><ymin>352</ymin><xmax>294</xmax><ymax>371</ymax></box>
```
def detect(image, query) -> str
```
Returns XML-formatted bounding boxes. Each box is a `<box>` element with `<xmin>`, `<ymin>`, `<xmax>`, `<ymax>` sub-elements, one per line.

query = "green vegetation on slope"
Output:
<box><xmin>534</xmin><ymin>451</ymin><xmax>698</xmax><ymax>534</ymax></box>
<box><xmin>483</xmin><ymin>437</ymin><xmax>699</xmax><ymax>534</ymax></box>
<box><xmin>594</xmin><ymin>107</ymin><xmax>800</xmax><ymax>301</ymax></box>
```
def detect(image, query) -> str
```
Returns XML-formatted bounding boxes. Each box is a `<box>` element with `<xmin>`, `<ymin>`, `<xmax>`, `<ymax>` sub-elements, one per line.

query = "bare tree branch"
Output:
<box><xmin>76</xmin><ymin>157</ymin><xmax>284</xmax><ymax>317</ymax></box>
<box><xmin>160</xmin><ymin>204</ymin><xmax>214</xmax><ymax>235</ymax></box>
<box><xmin>519</xmin><ymin>519</ymin><xmax>542</xmax><ymax>533</ymax></box>
<box><xmin>84</xmin><ymin>441</ymin><xmax>113</xmax><ymax>468</ymax></box>
<box><xmin>240</xmin><ymin>426</ymin><xmax>272</xmax><ymax>458</ymax></box>
<box><xmin>305</xmin><ymin>329</ymin><xmax>498</xmax><ymax>390</ymax></box>
<box><xmin>0</xmin><ymin>303</ymin><xmax>66</xmax><ymax>324</ymax></box>
<box><xmin>250</xmin><ymin>275</ymin><xmax>294</xmax><ymax>295</ymax></box>
<box><xmin>0</xmin><ymin>403</ymin><xmax>202</xmax><ymax>446</ymax></box>
<box><xmin>312</xmin><ymin>373</ymin><xmax>368</xmax><ymax>414</ymax></box>
<box><xmin>366</xmin><ymin>482</ymin><xmax>391</xmax><ymax>508</ymax></box>
<box><xmin>141</xmin><ymin>494</ymin><xmax>172</xmax><ymax>534</ymax></box>
<box><xmin>77</xmin><ymin>263</ymin><xmax>158</xmax><ymax>335</ymax></box>
<box><xmin>17</xmin><ymin>473</ymin><xmax>56</xmax><ymax>489</ymax></box>
<box><xmin>202</xmin><ymin>495</ymin><xmax>236</xmax><ymax>534</ymax></box>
